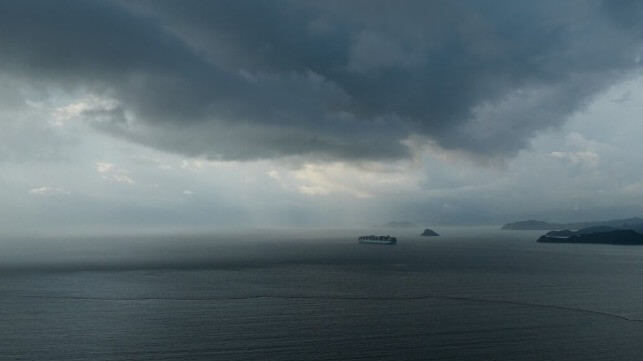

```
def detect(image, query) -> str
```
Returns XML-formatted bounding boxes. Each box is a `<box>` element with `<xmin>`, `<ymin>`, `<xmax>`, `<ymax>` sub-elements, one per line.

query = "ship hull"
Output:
<box><xmin>357</xmin><ymin>235</ymin><xmax>397</xmax><ymax>245</ymax></box>
<box><xmin>358</xmin><ymin>239</ymin><xmax>397</xmax><ymax>245</ymax></box>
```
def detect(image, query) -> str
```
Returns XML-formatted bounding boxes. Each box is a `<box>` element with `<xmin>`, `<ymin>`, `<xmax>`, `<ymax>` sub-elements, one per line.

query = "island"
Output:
<box><xmin>420</xmin><ymin>229</ymin><xmax>439</xmax><ymax>237</ymax></box>
<box><xmin>375</xmin><ymin>221</ymin><xmax>418</xmax><ymax>228</ymax></box>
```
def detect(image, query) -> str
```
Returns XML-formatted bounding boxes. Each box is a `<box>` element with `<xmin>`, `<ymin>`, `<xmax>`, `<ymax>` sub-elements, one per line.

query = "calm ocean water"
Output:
<box><xmin>2</xmin><ymin>227</ymin><xmax>643</xmax><ymax>360</ymax></box>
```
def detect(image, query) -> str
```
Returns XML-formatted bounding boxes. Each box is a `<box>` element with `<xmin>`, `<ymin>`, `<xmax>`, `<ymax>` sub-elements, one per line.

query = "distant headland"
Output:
<box><xmin>501</xmin><ymin>217</ymin><xmax>643</xmax><ymax>231</ymax></box>
<box><xmin>538</xmin><ymin>229</ymin><xmax>643</xmax><ymax>245</ymax></box>
<box><xmin>503</xmin><ymin>217</ymin><xmax>643</xmax><ymax>245</ymax></box>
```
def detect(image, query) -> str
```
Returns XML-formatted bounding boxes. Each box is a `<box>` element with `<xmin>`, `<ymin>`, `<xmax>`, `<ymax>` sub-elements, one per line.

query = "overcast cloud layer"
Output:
<box><xmin>2</xmin><ymin>0</ymin><xmax>642</xmax><ymax>162</ymax></box>
<box><xmin>3</xmin><ymin>1</ymin><xmax>643</xmax><ymax>232</ymax></box>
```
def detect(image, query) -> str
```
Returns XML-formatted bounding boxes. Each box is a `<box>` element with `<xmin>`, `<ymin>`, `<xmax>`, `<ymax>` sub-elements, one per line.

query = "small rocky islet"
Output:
<box><xmin>420</xmin><ymin>228</ymin><xmax>439</xmax><ymax>237</ymax></box>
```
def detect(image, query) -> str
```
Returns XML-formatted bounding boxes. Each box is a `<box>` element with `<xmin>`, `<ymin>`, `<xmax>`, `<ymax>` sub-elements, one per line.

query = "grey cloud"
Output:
<box><xmin>0</xmin><ymin>77</ymin><xmax>73</xmax><ymax>162</ymax></box>
<box><xmin>1</xmin><ymin>0</ymin><xmax>641</xmax><ymax>162</ymax></box>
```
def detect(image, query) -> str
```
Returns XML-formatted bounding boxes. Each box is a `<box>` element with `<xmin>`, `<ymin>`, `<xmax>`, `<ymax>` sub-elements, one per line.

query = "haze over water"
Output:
<box><xmin>3</xmin><ymin>228</ymin><xmax>643</xmax><ymax>360</ymax></box>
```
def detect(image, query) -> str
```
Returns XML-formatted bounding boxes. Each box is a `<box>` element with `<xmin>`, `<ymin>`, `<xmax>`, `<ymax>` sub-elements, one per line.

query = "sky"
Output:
<box><xmin>2</xmin><ymin>0</ymin><xmax>643</xmax><ymax>234</ymax></box>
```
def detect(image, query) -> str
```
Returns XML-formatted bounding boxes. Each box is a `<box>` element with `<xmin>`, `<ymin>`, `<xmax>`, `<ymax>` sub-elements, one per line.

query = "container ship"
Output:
<box><xmin>358</xmin><ymin>235</ymin><xmax>397</xmax><ymax>245</ymax></box>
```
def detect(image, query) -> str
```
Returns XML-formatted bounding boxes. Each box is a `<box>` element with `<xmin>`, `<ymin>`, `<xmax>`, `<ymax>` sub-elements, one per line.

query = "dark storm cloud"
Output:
<box><xmin>0</xmin><ymin>0</ymin><xmax>641</xmax><ymax>161</ymax></box>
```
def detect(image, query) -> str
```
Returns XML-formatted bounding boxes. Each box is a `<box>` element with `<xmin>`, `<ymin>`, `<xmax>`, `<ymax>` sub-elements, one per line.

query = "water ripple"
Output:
<box><xmin>7</xmin><ymin>293</ymin><xmax>642</xmax><ymax>323</ymax></box>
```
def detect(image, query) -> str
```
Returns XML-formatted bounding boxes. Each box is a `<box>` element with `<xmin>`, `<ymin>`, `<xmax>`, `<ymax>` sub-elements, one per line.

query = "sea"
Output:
<box><xmin>2</xmin><ymin>227</ymin><xmax>643</xmax><ymax>360</ymax></box>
